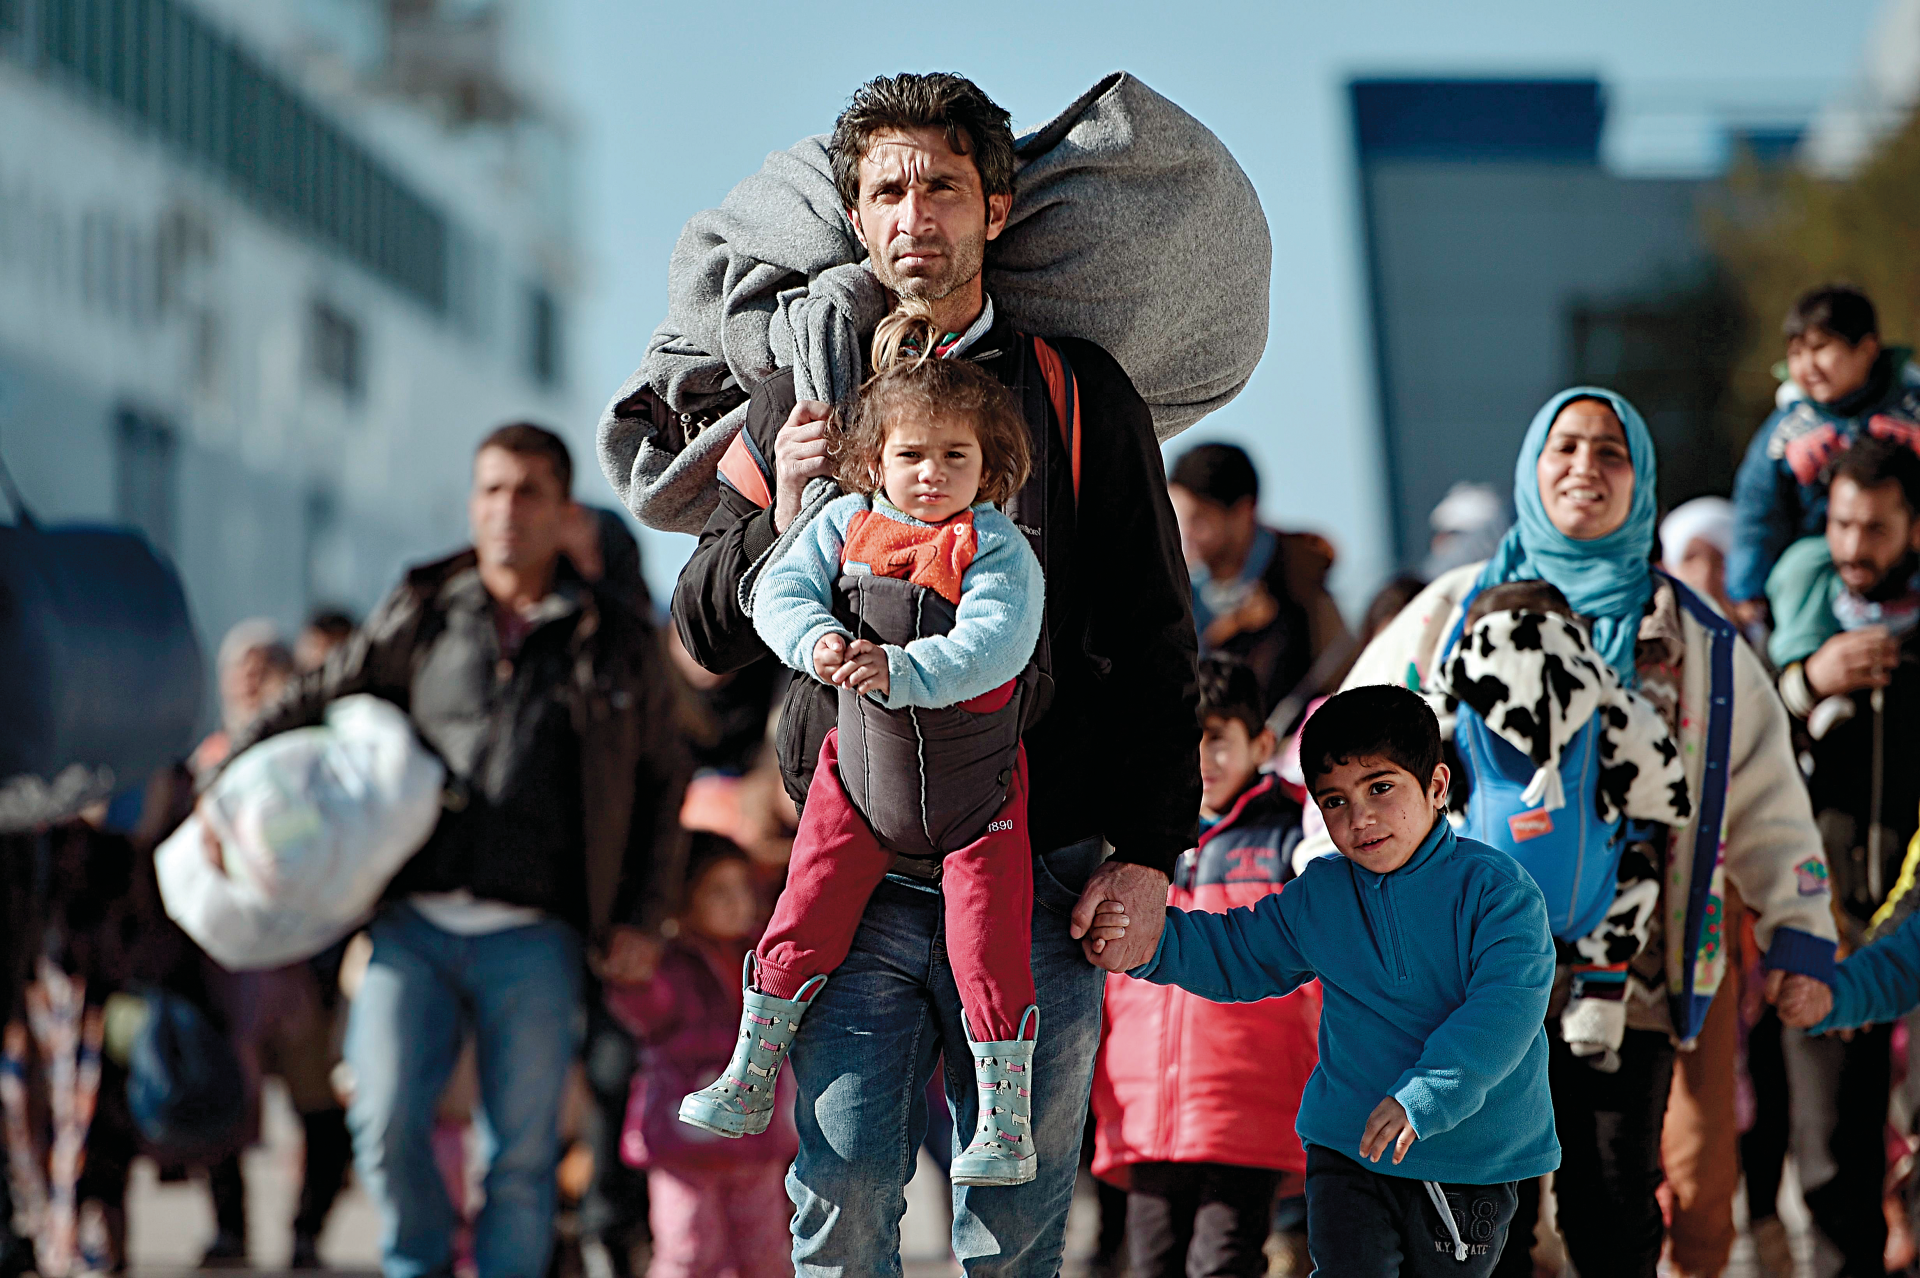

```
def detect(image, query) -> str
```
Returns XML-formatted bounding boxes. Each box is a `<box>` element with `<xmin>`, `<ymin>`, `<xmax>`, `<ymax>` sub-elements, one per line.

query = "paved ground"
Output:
<box><xmin>121</xmin><ymin>1083</ymin><xmax>1814</xmax><ymax>1278</ymax></box>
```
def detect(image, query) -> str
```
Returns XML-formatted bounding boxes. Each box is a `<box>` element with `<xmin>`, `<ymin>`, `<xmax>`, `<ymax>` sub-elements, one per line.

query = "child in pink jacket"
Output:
<box><xmin>604</xmin><ymin>838</ymin><xmax>794</xmax><ymax>1278</ymax></box>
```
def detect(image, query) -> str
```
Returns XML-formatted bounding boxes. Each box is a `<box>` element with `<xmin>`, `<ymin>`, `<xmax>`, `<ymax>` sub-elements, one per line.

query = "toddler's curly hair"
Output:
<box><xmin>832</xmin><ymin>300</ymin><xmax>1032</xmax><ymax>507</ymax></box>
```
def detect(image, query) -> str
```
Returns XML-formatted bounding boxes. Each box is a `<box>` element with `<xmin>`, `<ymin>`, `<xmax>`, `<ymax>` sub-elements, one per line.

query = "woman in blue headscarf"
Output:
<box><xmin>1313</xmin><ymin>388</ymin><xmax>1838</xmax><ymax>1278</ymax></box>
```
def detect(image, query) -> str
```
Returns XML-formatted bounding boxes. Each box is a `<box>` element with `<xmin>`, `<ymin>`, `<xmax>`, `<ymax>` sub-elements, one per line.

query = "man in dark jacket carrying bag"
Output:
<box><xmin>219</xmin><ymin>424</ymin><xmax>689</xmax><ymax>1278</ymax></box>
<box><xmin>666</xmin><ymin>74</ymin><xmax>1199</xmax><ymax>1275</ymax></box>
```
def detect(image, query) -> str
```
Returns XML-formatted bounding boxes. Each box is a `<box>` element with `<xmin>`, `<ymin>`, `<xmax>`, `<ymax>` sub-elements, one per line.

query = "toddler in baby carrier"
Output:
<box><xmin>1428</xmin><ymin>581</ymin><xmax>1693</xmax><ymax>1072</ymax></box>
<box><xmin>678</xmin><ymin>299</ymin><xmax>1053</xmax><ymax>1187</ymax></box>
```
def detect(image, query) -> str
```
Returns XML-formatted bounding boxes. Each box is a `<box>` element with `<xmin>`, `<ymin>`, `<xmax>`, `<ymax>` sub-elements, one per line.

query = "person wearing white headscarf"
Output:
<box><xmin>1660</xmin><ymin>497</ymin><xmax>1737</xmax><ymax>619</ymax></box>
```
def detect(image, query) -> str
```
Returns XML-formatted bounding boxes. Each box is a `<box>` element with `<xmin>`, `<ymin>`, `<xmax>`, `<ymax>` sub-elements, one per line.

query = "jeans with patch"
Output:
<box><xmin>1304</xmin><ymin>1145</ymin><xmax>1518</xmax><ymax>1277</ymax></box>
<box><xmin>345</xmin><ymin>903</ymin><xmax>583</xmax><ymax>1278</ymax></box>
<box><xmin>785</xmin><ymin>838</ymin><xmax>1107</xmax><ymax>1276</ymax></box>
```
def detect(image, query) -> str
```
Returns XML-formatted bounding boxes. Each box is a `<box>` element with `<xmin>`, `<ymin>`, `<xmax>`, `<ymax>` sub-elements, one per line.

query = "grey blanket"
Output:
<box><xmin>599</xmin><ymin>72</ymin><xmax>1272</xmax><ymax>533</ymax></box>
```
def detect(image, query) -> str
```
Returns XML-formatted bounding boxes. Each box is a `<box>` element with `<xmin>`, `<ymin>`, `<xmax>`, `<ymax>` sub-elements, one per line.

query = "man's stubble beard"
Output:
<box><xmin>874</xmin><ymin>226</ymin><xmax>987</xmax><ymax>305</ymax></box>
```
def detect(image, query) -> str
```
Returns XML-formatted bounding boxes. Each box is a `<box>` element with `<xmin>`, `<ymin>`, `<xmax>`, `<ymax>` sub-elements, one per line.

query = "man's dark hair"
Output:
<box><xmin>1784</xmin><ymin>284</ymin><xmax>1879</xmax><ymax>346</ymax></box>
<box><xmin>1196</xmin><ymin>654</ymin><xmax>1266</xmax><ymax>738</ymax></box>
<box><xmin>829</xmin><ymin>73</ymin><xmax>1016</xmax><ymax>209</ymax></box>
<box><xmin>1299</xmin><ymin>685</ymin><xmax>1442</xmax><ymax>792</ymax></box>
<box><xmin>1170</xmin><ymin>442</ymin><xmax>1260</xmax><ymax>508</ymax></box>
<box><xmin>303</xmin><ymin>607</ymin><xmax>356</xmax><ymax>641</ymax></box>
<box><xmin>1825</xmin><ymin>435</ymin><xmax>1920</xmax><ymax>517</ymax></box>
<box><xmin>476</xmin><ymin>422</ymin><xmax>572</xmax><ymax>496</ymax></box>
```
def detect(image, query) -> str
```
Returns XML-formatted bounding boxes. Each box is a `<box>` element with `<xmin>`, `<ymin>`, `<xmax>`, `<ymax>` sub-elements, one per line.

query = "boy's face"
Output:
<box><xmin>1199</xmin><ymin>714</ymin><xmax>1275</xmax><ymax>817</ymax></box>
<box><xmin>1788</xmin><ymin>327</ymin><xmax>1880</xmax><ymax>406</ymax></box>
<box><xmin>1311</xmin><ymin>754</ymin><xmax>1449</xmax><ymax>875</ymax></box>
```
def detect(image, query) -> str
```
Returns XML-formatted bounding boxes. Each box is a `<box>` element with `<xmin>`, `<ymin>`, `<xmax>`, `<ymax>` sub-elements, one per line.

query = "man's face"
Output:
<box><xmin>1827</xmin><ymin>475</ymin><xmax>1920</xmax><ymax>595</ymax></box>
<box><xmin>1169</xmin><ymin>487</ymin><xmax>1258</xmax><ymax>578</ymax></box>
<box><xmin>1311</xmin><ymin>754</ymin><xmax>1448</xmax><ymax>876</ymax></box>
<box><xmin>1199</xmin><ymin>715</ymin><xmax>1274</xmax><ymax>817</ymax></box>
<box><xmin>849</xmin><ymin>127</ymin><xmax>1011</xmax><ymax>305</ymax></box>
<box><xmin>470</xmin><ymin>447</ymin><xmax>568</xmax><ymax>577</ymax></box>
<box><xmin>1788</xmin><ymin>328</ymin><xmax>1880</xmax><ymax>406</ymax></box>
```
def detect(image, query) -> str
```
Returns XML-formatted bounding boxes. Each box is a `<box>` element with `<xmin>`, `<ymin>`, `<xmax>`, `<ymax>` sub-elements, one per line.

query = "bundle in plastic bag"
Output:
<box><xmin>156</xmin><ymin>695</ymin><xmax>445</xmax><ymax>970</ymax></box>
<box><xmin>600</xmin><ymin>70</ymin><xmax>1271</xmax><ymax>534</ymax></box>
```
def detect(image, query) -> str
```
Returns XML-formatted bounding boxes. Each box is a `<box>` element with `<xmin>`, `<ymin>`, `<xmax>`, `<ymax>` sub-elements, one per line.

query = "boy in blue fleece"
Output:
<box><xmin>1096</xmin><ymin>684</ymin><xmax>1559</xmax><ymax>1275</ymax></box>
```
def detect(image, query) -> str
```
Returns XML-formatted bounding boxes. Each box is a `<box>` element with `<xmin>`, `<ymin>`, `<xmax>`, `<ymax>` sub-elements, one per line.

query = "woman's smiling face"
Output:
<box><xmin>1537</xmin><ymin>398</ymin><xmax>1635</xmax><ymax>541</ymax></box>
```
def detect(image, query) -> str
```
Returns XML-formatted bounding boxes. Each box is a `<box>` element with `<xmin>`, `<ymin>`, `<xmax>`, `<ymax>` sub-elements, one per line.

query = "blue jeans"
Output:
<box><xmin>345</xmin><ymin>904</ymin><xmax>583</xmax><ymax>1278</ymax></box>
<box><xmin>786</xmin><ymin>838</ymin><xmax>1108</xmax><ymax>1276</ymax></box>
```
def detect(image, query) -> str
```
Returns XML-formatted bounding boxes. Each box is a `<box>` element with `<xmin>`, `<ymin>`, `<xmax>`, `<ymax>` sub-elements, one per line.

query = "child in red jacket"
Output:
<box><xmin>1092</xmin><ymin>655</ymin><xmax>1320</xmax><ymax>1277</ymax></box>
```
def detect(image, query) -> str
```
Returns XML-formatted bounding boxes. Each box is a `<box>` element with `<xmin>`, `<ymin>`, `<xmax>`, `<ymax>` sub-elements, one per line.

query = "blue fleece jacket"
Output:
<box><xmin>1729</xmin><ymin>350</ymin><xmax>1920</xmax><ymax>604</ymax></box>
<box><xmin>1814</xmin><ymin>909</ymin><xmax>1920</xmax><ymax>1034</ymax></box>
<box><xmin>1129</xmin><ymin>817</ymin><xmax>1560</xmax><ymax>1184</ymax></box>
<box><xmin>750</xmin><ymin>492</ymin><xmax>1044</xmax><ymax>712</ymax></box>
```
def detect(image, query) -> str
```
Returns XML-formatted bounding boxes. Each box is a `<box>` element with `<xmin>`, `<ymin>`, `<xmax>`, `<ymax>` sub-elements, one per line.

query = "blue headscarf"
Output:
<box><xmin>1476</xmin><ymin>387</ymin><xmax>1659</xmax><ymax>686</ymax></box>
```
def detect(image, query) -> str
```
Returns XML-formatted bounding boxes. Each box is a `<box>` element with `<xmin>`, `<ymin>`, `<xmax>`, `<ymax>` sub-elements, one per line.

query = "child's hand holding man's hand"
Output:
<box><xmin>1361</xmin><ymin>1096</ymin><xmax>1417</xmax><ymax>1165</ymax></box>
<box><xmin>1765</xmin><ymin>969</ymin><xmax>1834</xmax><ymax>1029</ymax></box>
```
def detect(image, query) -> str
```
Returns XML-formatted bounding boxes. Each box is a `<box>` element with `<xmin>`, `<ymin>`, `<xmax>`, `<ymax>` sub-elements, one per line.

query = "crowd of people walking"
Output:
<box><xmin>9</xmin><ymin>68</ymin><xmax>1920</xmax><ymax>1278</ymax></box>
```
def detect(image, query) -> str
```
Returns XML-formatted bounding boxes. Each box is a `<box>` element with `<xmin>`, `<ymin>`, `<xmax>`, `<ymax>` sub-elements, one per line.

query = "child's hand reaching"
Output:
<box><xmin>1361</xmin><ymin>1096</ymin><xmax>1417</xmax><ymax>1165</ymax></box>
<box><xmin>813</xmin><ymin>633</ymin><xmax>849</xmax><ymax>682</ymax></box>
<box><xmin>831</xmin><ymin>639</ymin><xmax>890</xmax><ymax>698</ymax></box>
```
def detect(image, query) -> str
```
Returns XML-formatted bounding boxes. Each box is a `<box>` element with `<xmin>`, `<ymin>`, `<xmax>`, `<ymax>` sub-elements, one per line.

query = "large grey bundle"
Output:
<box><xmin>599</xmin><ymin>72</ymin><xmax>1271</xmax><ymax>534</ymax></box>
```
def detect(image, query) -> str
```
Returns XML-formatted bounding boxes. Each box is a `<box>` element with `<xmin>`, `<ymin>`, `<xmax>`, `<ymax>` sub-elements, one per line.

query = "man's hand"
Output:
<box><xmin>1361</xmin><ymin>1096</ymin><xmax>1418</xmax><ymax>1165</ymax></box>
<box><xmin>1766</xmin><ymin>968</ymin><xmax>1835</xmax><ymax>1029</ymax></box>
<box><xmin>197</xmin><ymin>808</ymin><xmax>226</xmax><ymax>874</ymax></box>
<box><xmin>1071</xmin><ymin>861</ymin><xmax>1170</xmax><ymax>971</ymax></box>
<box><xmin>772</xmin><ymin>401</ymin><xmax>835</xmax><ymax>532</ymax></box>
<box><xmin>597</xmin><ymin>927</ymin><xmax>663</xmax><ymax>984</ymax></box>
<box><xmin>831</xmin><ymin>639</ymin><xmax>890</xmax><ymax>698</ymax></box>
<box><xmin>1730</xmin><ymin>598</ymin><xmax>1771</xmax><ymax>631</ymax></box>
<box><xmin>1805</xmin><ymin>626</ymin><xmax>1899</xmax><ymax>698</ymax></box>
<box><xmin>813</xmin><ymin>633</ymin><xmax>849</xmax><ymax>682</ymax></box>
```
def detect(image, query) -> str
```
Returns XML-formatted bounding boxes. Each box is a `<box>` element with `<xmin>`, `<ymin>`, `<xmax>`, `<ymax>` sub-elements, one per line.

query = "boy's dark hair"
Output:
<box><xmin>476</xmin><ymin>422</ymin><xmax>572</xmax><ymax>496</ymax></box>
<box><xmin>1196</xmin><ymin>653</ymin><xmax>1267</xmax><ymax>738</ymax></box>
<box><xmin>1784</xmin><ymin>284</ymin><xmax>1878</xmax><ymax>347</ymax></box>
<box><xmin>1463</xmin><ymin>580</ymin><xmax>1574</xmax><ymax>631</ymax></box>
<box><xmin>1169</xmin><ymin>442</ymin><xmax>1259</xmax><ymax>508</ymax></box>
<box><xmin>1824</xmin><ymin>435</ymin><xmax>1920</xmax><ymax>517</ymax></box>
<box><xmin>1300</xmin><ymin>685</ymin><xmax>1442</xmax><ymax>791</ymax></box>
<box><xmin>829</xmin><ymin>73</ymin><xmax>1016</xmax><ymax>210</ymax></box>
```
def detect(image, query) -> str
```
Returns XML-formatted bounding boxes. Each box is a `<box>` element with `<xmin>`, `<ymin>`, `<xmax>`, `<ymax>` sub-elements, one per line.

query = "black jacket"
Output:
<box><xmin>226</xmin><ymin>551</ymin><xmax>691</xmax><ymax>938</ymax></box>
<box><xmin>672</xmin><ymin>313</ymin><xmax>1199</xmax><ymax>875</ymax></box>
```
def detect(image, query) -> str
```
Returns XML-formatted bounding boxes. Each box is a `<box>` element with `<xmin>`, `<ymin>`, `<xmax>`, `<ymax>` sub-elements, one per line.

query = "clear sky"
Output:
<box><xmin>551</xmin><ymin>0</ymin><xmax>1883</xmax><ymax>611</ymax></box>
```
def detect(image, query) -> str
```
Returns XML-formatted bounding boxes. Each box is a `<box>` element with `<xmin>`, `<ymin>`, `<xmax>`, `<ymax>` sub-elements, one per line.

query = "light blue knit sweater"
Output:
<box><xmin>751</xmin><ymin>493</ymin><xmax>1044</xmax><ymax>712</ymax></box>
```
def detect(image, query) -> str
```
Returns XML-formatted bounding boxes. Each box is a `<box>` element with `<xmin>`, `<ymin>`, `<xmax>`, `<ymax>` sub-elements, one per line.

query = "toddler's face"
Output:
<box><xmin>1311</xmin><ymin>754</ymin><xmax>1448</xmax><ymax>875</ymax></box>
<box><xmin>879</xmin><ymin>414</ymin><xmax>983</xmax><ymax>524</ymax></box>
<box><xmin>1788</xmin><ymin>327</ymin><xmax>1879</xmax><ymax>406</ymax></box>
<box><xmin>684</xmin><ymin>858</ymin><xmax>759</xmax><ymax>943</ymax></box>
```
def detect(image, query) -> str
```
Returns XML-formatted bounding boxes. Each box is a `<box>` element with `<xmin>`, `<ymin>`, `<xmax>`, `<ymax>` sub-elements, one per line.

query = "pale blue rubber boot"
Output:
<box><xmin>950</xmin><ymin>1006</ymin><xmax>1039</xmax><ymax>1187</ymax></box>
<box><xmin>678</xmin><ymin>956</ymin><xmax>825</xmax><ymax>1138</ymax></box>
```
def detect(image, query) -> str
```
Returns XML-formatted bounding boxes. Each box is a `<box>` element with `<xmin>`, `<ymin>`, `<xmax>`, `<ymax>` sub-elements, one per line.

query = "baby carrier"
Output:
<box><xmin>834</xmin><ymin>338</ymin><xmax>1081</xmax><ymax>866</ymax></box>
<box><xmin>1437</xmin><ymin>588</ymin><xmax>1675</xmax><ymax>942</ymax></box>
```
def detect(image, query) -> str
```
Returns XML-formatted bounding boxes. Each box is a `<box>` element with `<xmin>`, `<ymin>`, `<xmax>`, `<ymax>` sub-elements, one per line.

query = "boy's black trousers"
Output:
<box><xmin>1305</xmin><ymin>1145</ymin><xmax>1519</xmax><ymax>1277</ymax></box>
<box><xmin>1125</xmin><ymin>1161</ymin><xmax>1281</xmax><ymax>1278</ymax></box>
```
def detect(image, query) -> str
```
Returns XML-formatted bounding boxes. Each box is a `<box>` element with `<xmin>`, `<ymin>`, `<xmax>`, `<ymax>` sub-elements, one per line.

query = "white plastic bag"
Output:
<box><xmin>157</xmin><ymin>695</ymin><xmax>445</xmax><ymax>970</ymax></box>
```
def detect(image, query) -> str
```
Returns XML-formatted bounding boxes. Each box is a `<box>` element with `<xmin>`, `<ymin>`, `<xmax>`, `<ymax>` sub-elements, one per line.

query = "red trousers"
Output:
<box><xmin>756</xmin><ymin>729</ymin><xmax>1036</xmax><ymax>1042</ymax></box>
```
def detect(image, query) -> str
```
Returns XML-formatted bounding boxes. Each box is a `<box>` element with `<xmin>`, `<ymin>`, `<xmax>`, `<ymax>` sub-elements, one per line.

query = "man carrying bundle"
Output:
<box><xmin>655</xmin><ymin>74</ymin><xmax>1201</xmax><ymax>1273</ymax></box>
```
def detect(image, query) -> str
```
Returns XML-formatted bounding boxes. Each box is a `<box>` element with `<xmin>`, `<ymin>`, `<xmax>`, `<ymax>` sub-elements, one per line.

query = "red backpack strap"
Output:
<box><xmin>1030</xmin><ymin>337</ymin><xmax>1081</xmax><ymax>500</ymax></box>
<box><xmin>716</xmin><ymin>429</ymin><xmax>773</xmax><ymax>509</ymax></box>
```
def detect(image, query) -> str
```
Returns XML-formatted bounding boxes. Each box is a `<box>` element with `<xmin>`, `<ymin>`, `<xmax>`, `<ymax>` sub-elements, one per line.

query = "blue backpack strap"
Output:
<box><xmin>1658</xmin><ymin>569</ymin><xmax>1737</xmax><ymax>1040</ymax></box>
